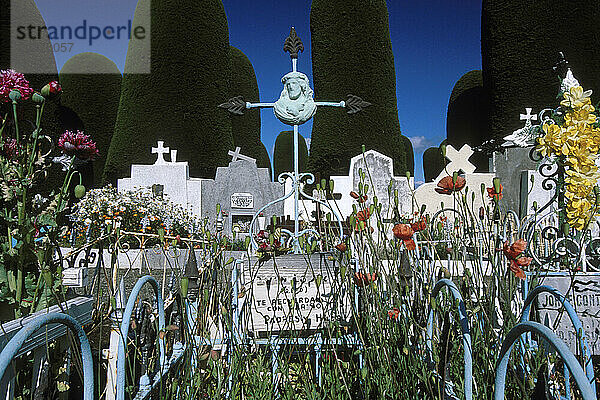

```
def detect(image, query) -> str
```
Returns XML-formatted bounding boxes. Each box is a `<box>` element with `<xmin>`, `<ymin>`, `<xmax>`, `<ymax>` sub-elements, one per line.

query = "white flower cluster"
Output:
<box><xmin>71</xmin><ymin>185</ymin><xmax>201</xmax><ymax>236</ymax></box>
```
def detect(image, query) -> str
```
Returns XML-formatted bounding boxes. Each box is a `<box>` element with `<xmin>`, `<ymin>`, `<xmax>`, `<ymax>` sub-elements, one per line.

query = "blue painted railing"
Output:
<box><xmin>116</xmin><ymin>276</ymin><xmax>166</xmax><ymax>400</ymax></box>
<box><xmin>494</xmin><ymin>321</ymin><xmax>596</xmax><ymax>399</ymax></box>
<box><xmin>0</xmin><ymin>312</ymin><xmax>94</xmax><ymax>400</ymax></box>
<box><xmin>426</xmin><ymin>278</ymin><xmax>473</xmax><ymax>400</ymax></box>
<box><xmin>520</xmin><ymin>285</ymin><xmax>596</xmax><ymax>398</ymax></box>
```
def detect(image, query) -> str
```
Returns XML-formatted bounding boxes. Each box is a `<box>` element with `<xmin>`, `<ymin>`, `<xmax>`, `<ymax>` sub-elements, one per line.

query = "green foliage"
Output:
<box><xmin>446</xmin><ymin>70</ymin><xmax>489</xmax><ymax>171</ymax></box>
<box><xmin>482</xmin><ymin>0</ymin><xmax>600</xmax><ymax>142</ymax></box>
<box><xmin>308</xmin><ymin>0</ymin><xmax>413</xmax><ymax>178</ymax></box>
<box><xmin>229</xmin><ymin>46</ymin><xmax>271</xmax><ymax>176</ymax></box>
<box><xmin>273</xmin><ymin>130</ymin><xmax>308</xmax><ymax>178</ymax></box>
<box><xmin>423</xmin><ymin>145</ymin><xmax>445</xmax><ymax>183</ymax></box>
<box><xmin>59</xmin><ymin>53</ymin><xmax>122</xmax><ymax>188</ymax></box>
<box><xmin>104</xmin><ymin>0</ymin><xmax>234</xmax><ymax>183</ymax></box>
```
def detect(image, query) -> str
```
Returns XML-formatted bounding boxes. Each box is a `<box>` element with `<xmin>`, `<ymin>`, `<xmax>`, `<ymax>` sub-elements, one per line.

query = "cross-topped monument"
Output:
<box><xmin>228</xmin><ymin>146</ymin><xmax>257</xmax><ymax>163</ymax></box>
<box><xmin>152</xmin><ymin>140</ymin><xmax>170</xmax><ymax>165</ymax></box>
<box><xmin>220</xmin><ymin>28</ymin><xmax>370</xmax><ymax>253</ymax></box>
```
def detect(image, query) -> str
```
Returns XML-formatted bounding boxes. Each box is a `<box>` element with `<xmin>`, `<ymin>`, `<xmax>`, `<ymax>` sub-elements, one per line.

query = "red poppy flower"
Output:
<box><xmin>502</xmin><ymin>239</ymin><xmax>526</xmax><ymax>259</ymax></box>
<box><xmin>353</xmin><ymin>272</ymin><xmax>377</xmax><ymax>287</ymax></box>
<box><xmin>411</xmin><ymin>218</ymin><xmax>427</xmax><ymax>232</ymax></box>
<box><xmin>435</xmin><ymin>175</ymin><xmax>466</xmax><ymax>195</ymax></box>
<box><xmin>388</xmin><ymin>307</ymin><xmax>400</xmax><ymax>320</ymax></box>
<box><xmin>350</xmin><ymin>191</ymin><xmax>359</xmax><ymax>199</ymax></box>
<box><xmin>487</xmin><ymin>183</ymin><xmax>503</xmax><ymax>201</ymax></box>
<box><xmin>1</xmin><ymin>138</ymin><xmax>20</xmax><ymax>159</ymax></box>
<box><xmin>356</xmin><ymin>209</ymin><xmax>370</xmax><ymax>222</ymax></box>
<box><xmin>509</xmin><ymin>261</ymin><xmax>526</xmax><ymax>280</ymax></box>
<box><xmin>335</xmin><ymin>242</ymin><xmax>347</xmax><ymax>252</ymax></box>
<box><xmin>392</xmin><ymin>224</ymin><xmax>416</xmax><ymax>250</ymax></box>
<box><xmin>58</xmin><ymin>130</ymin><xmax>99</xmax><ymax>160</ymax></box>
<box><xmin>41</xmin><ymin>80</ymin><xmax>62</xmax><ymax>100</ymax></box>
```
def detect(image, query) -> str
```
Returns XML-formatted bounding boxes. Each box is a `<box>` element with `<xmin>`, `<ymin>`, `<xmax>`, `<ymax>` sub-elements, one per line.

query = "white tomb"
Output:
<box><xmin>117</xmin><ymin>141</ymin><xmax>206</xmax><ymax>216</ymax></box>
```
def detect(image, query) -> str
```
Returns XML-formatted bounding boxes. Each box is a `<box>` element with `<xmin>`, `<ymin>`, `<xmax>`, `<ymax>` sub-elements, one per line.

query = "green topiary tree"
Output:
<box><xmin>273</xmin><ymin>130</ymin><xmax>308</xmax><ymax>178</ymax></box>
<box><xmin>104</xmin><ymin>0</ymin><xmax>234</xmax><ymax>184</ymax></box>
<box><xmin>59</xmin><ymin>53</ymin><xmax>122</xmax><ymax>188</ymax></box>
<box><xmin>229</xmin><ymin>46</ymin><xmax>271</xmax><ymax>176</ymax></box>
<box><xmin>423</xmin><ymin>143</ymin><xmax>446</xmax><ymax>183</ymax></box>
<box><xmin>482</xmin><ymin>0</ymin><xmax>600</xmax><ymax>142</ymax></box>
<box><xmin>308</xmin><ymin>0</ymin><xmax>413</xmax><ymax>178</ymax></box>
<box><xmin>446</xmin><ymin>70</ymin><xmax>489</xmax><ymax>171</ymax></box>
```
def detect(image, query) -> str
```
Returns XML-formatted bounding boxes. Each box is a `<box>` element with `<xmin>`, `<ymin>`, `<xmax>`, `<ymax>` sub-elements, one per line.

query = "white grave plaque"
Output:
<box><xmin>231</xmin><ymin>193</ymin><xmax>254</xmax><ymax>209</ymax></box>
<box><xmin>535</xmin><ymin>273</ymin><xmax>600</xmax><ymax>355</ymax></box>
<box><xmin>243</xmin><ymin>254</ymin><xmax>351</xmax><ymax>333</ymax></box>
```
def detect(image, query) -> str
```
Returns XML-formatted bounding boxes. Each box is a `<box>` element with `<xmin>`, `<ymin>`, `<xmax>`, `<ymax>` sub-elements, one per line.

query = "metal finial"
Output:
<box><xmin>553</xmin><ymin>52</ymin><xmax>569</xmax><ymax>75</ymax></box>
<box><xmin>218</xmin><ymin>96</ymin><xmax>246</xmax><ymax>115</ymax></box>
<box><xmin>345</xmin><ymin>95</ymin><xmax>371</xmax><ymax>114</ymax></box>
<box><xmin>283</xmin><ymin>27</ymin><xmax>304</xmax><ymax>59</ymax></box>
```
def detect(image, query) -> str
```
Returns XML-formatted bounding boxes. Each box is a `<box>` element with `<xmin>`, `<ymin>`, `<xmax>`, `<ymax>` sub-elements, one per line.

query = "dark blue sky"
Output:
<box><xmin>34</xmin><ymin>0</ymin><xmax>482</xmax><ymax>183</ymax></box>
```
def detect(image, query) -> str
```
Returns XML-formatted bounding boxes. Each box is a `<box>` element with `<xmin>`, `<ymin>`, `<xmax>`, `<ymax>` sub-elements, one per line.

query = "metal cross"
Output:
<box><xmin>219</xmin><ymin>27</ymin><xmax>369</xmax><ymax>253</ymax></box>
<box><xmin>151</xmin><ymin>141</ymin><xmax>169</xmax><ymax>165</ymax></box>
<box><xmin>228</xmin><ymin>146</ymin><xmax>257</xmax><ymax>163</ymax></box>
<box><xmin>520</xmin><ymin>108</ymin><xmax>537</xmax><ymax>124</ymax></box>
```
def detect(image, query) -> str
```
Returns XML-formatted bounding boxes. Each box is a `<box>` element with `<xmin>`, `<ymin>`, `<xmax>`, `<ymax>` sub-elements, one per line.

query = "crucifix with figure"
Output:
<box><xmin>220</xmin><ymin>27</ymin><xmax>370</xmax><ymax>253</ymax></box>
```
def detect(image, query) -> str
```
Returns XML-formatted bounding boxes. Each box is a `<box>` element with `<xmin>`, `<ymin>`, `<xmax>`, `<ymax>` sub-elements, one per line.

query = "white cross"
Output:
<box><xmin>170</xmin><ymin>149</ymin><xmax>178</xmax><ymax>163</ymax></box>
<box><xmin>437</xmin><ymin>144</ymin><xmax>476</xmax><ymax>180</ymax></box>
<box><xmin>228</xmin><ymin>146</ymin><xmax>256</xmax><ymax>163</ymax></box>
<box><xmin>520</xmin><ymin>108</ymin><xmax>537</xmax><ymax>124</ymax></box>
<box><xmin>152</xmin><ymin>141</ymin><xmax>169</xmax><ymax>165</ymax></box>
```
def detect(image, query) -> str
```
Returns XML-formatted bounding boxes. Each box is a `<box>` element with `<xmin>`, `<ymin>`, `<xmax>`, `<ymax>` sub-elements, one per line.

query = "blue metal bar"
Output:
<box><xmin>117</xmin><ymin>276</ymin><xmax>166</xmax><ymax>400</ymax></box>
<box><xmin>0</xmin><ymin>312</ymin><xmax>94</xmax><ymax>400</ymax></box>
<box><xmin>494</xmin><ymin>321</ymin><xmax>595</xmax><ymax>400</ymax></box>
<box><xmin>519</xmin><ymin>285</ymin><xmax>596</xmax><ymax>398</ymax></box>
<box><xmin>426</xmin><ymin>278</ymin><xmax>473</xmax><ymax>400</ymax></box>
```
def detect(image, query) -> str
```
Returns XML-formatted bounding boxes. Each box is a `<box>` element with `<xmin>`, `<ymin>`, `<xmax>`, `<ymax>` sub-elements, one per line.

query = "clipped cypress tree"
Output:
<box><xmin>446</xmin><ymin>70</ymin><xmax>489</xmax><ymax>171</ymax></box>
<box><xmin>273</xmin><ymin>131</ymin><xmax>308</xmax><ymax>178</ymax></box>
<box><xmin>423</xmin><ymin>143</ymin><xmax>446</xmax><ymax>183</ymax></box>
<box><xmin>308</xmin><ymin>0</ymin><xmax>413</xmax><ymax>178</ymax></box>
<box><xmin>229</xmin><ymin>46</ymin><xmax>271</xmax><ymax>175</ymax></box>
<box><xmin>482</xmin><ymin>0</ymin><xmax>600</xmax><ymax>142</ymax></box>
<box><xmin>104</xmin><ymin>0</ymin><xmax>234</xmax><ymax>184</ymax></box>
<box><xmin>59</xmin><ymin>53</ymin><xmax>122</xmax><ymax>188</ymax></box>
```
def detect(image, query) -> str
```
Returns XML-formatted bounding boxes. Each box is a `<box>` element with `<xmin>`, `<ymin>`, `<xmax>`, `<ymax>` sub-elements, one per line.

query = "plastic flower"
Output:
<box><xmin>435</xmin><ymin>175</ymin><xmax>466</xmax><ymax>194</ymax></box>
<box><xmin>0</xmin><ymin>69</ymin><xmax>33</xmax><ymax>102</ymax></box>
<box><xmin>392</xmin><ymin>223</ymin><xmax>416</xmax><ymax>250</ymax></box>
<box><xmin>560</xmin><ymin>85</ymin><xmax>592</xmax><ymax>109</ymax></box>
<box><xmin>58</xmin><ymin>130</ymin><xmax>98</xmax><ymax>160</ymax></box>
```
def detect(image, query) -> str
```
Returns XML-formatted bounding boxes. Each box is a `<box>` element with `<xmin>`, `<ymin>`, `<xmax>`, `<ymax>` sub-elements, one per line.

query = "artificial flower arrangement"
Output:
<box><xmin>71</xmin><ymin>185</ymin><xmax>200</xmax><ymax>242</ymax></box>
<box><xmin>0</xmin><ymin>69</ymin><xmax>95</xmax><ymax>318</ymax></box>
<box><xmin>535</xmin><ymin>69</ymin><xmax>600</xmax><ymax>230</ymax></box>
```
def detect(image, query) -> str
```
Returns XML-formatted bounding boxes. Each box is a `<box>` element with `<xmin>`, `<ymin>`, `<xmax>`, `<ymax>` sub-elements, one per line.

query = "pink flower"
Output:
<box><xmin>1</xmin><ymin>138</ymin><xmax>20</xmax><ymax>159</ymax></box>
<box><xmin>0</xmin><ymin>69</ymin><xmax>33</xmax><ymax>102</ymax></box>
<box><xmin>58</xmin><ymin>130</ymin><xmax>98</xmax><ymax>160</ymax></box>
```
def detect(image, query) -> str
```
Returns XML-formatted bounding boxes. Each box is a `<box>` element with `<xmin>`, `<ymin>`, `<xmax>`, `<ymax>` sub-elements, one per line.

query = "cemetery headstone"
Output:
<box><xmin>414</xmin><ymin>144</ymin><xmax>496</xmax><ymax>215</ymax></box>
<box><xmin>201</xmin><ymin>154</ymin><xmax>284</xmax><ymax>236</ymax></box>
<box><xmin>118</xmin><ymin>141</ymin><xmax>205</xmax><ymax>216</ymax></box>
<box><xmin>491</xmin><ymin>147</ymin><xmax>538</xmax><ymax>216</ymax></box>
<box><xmin>535</xmin><ymin>273</ymin><xmax>600</xmax><ymax>355</ymax></box>
<box><xmin>241</xmin><ymin>254</ymin><xmax>351</xmax><ymax>334</ymax></box>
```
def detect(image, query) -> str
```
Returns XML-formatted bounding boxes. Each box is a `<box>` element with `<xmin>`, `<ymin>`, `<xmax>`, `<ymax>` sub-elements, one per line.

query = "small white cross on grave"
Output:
<box><xmin>439</xmin><ymin>144</ymin><xmax>476</xmax><ymax>179</ymax></box>
<box><xmin>228</xmin><ymin>146</ymin><xmax>256</xmax><ymax>163</ymax></box>
<box><xmin>170</xmin><ymin>149</ymin><xmax>178</xmax><ymax>163</ymax></box>
<box><xmin>520</xmin><ymin>108</ymin><xmax>537</xmax><ymax>124</ymax></box>
<box><xmin>152</xmin><ymin>141</ymin><xmax>169</xmax><ymax>165</ymax></box>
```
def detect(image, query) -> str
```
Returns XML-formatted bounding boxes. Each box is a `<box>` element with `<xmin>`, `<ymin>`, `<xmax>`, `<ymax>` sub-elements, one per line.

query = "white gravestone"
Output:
<box><xmin>536</xmin><ymin>273</ymin><xmax>600</xmax><ymax>355</ymax></box>
<box><xmin>414</xmin><ymin>144</ymin><xmax>496</xmax><ymax>216</ymax></box>
<box><xmin>287</xmin><ymin>150</ymin><xmax>415</xmax><ymax>220</ymax></box>
<box><xmin>117</xmin><ymin>141</ymin><xmax>205</xmax><ymax>216</ymax></box>
<box><xmin>242</xmin><ymin>254</ymin><xmax>351</xmax><ymax>333</ymax></box>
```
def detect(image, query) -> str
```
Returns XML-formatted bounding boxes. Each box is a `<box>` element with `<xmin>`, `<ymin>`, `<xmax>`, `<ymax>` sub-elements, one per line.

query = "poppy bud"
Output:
<box><xmin>9</xmin><ymin>89</ymin><xmax>21</xmax><ymax>101</ymax></box>
<box><xmin>493</xmin><ymin>177</ymin><xmax>501</xmax><ymax>194</ymax></box>
<box><xmin>74</xmin><ymin>184</ymin><xmax>86</xmax><ymax>199</ymax></box>
<box><xmin>41</xmin><ymin>80</ymin><xmax>62</xmax><ymax>100</ymax></box>
<box><xmin>440</xmin><ymin>144</ymin><xmax>446</xmax><ymax>157</ymax></box>
<box><xmin>32</xmin><ymin>92</ymin><xmax>45</xmax><ymax>104</ymax></box>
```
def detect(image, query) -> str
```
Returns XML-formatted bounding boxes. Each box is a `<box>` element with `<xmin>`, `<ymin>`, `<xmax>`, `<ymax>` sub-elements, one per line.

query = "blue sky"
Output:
<box><xmin>33</xmin><ymin>0</ymin><xmax>482</xmax><ymax>183</ymax></box>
